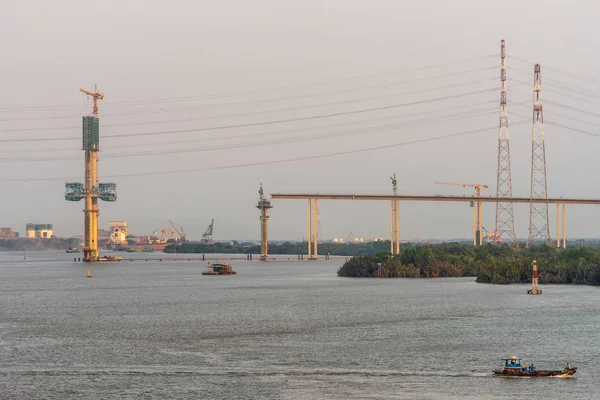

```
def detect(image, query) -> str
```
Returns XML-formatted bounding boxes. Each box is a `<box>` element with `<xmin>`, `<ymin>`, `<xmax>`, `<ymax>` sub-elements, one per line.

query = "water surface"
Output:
<box><xmin>1</xmin><ymin>251</ymin><xmax>598</xmax><ymax>399</ymax></box>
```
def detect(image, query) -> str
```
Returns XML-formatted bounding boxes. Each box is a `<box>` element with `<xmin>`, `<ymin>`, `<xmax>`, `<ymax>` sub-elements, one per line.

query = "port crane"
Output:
<box><xmin>169</xmin><ymin>220</ymin><xmax>187</xmax><ymax>242</ymax></box>
<box><xmin>202</xmin><ymin>219</ymin><xmax>214</xmax><ymax>245</ymax></box>
<box><xmin>434</xmin><ymin>181</ymin><xmax>489</xmax><ymax>246</ymax></box>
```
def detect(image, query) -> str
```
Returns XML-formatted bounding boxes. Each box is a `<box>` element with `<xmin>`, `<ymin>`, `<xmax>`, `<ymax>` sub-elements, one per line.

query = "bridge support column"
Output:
<box><xmin>313</xmin><ymin>199</ymin><xmax>318</xmax><ymax>260</ymax></box>
<box><xmin>562</xmin><ymin>203</ymin><xmax>566</xmax><ymax>249</ymax></box>
<box><xmin>307</xmin><ymin>199</ymin><xmax>312</xmax><ymax>259</ymax></box>
<box><xmin>556</xmin><ymin>204</ymin><xmax>561</xmax><ymax>248</ymax></box>
<box><xmin>389</xmin><ymin>201</ymin><xmax>394</xmax><ymax>254</ymax></box>
<box><xmin>478</xmin><ymin>201</ymin><xmax>483</xmax><ymax>246</ymax></box>
<box><xmin>390</xmin><ymin>200</ymin><xmax>400</xmax><ymax>254</ymax></box>
<box><xmin>556</xmin><ymin>203</ymin><xmax>567</xmax><ymax>249</ymax></box>
<box><xmin>396</xmin><ymin>200</ymin><xmax>400</xmax><ymax>254</ymax></box>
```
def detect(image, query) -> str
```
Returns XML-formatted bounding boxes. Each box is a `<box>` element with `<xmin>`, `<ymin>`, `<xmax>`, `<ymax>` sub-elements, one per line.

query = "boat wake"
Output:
<box><xmin>0</xmin><ymin>367</ymin><xmax>493</xmax><ymax>379</ymax></box>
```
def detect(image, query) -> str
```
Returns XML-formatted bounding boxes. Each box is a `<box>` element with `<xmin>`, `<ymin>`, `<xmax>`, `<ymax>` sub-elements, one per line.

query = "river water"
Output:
<box><xmin>1</xmin><ymin>251</ymin><xmax>598</xmax><ymax>399</ymax></box>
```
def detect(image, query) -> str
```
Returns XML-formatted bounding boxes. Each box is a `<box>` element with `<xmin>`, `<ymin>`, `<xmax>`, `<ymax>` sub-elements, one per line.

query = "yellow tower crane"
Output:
<box><xmin>80</xmin><ymin>86</ymin><xmax>103</xmax><ymax>261</ymax></box>
<box><xmin>80</xmin><ymin>86</ymin><xmax>104</xmax><ymax>118</ymax></box>
<box><xmin>434</xmin><ymin>182</ymin><xmax>489</xmax><ymax>246</ymax></box>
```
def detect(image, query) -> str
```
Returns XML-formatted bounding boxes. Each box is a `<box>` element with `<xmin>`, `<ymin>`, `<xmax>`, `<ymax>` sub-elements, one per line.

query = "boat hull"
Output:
<box><xmin>202</xmin><ymin>271</ymin><xmax>237</xmax><ymax>276</ymax></box>
<box><xmin>493</xmin><ymin>367</ymin><xmax>576</xmax><ymax>377</ymax></box>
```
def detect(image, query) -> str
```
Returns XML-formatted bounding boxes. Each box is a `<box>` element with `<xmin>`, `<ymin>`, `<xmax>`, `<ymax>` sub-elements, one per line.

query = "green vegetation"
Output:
<box><xmin>165</xmin><ymin>240</ymin><xmax>393</xmax><ymax>255</ymax></box>
<box><xmin>337</xmin><ymin>243</ymin><xmax>600</xmax><ymax>285</ymax></box>
<box><xmin>0</xmin><ymin>237</ymin><xmax>79</xmax><ymax>251</ymax></box>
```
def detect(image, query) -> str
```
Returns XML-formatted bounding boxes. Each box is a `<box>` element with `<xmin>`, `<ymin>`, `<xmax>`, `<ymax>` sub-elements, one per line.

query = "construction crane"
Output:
<box><xmin>168</xmin><ymin>220</ymin><xmax>187</xmax><ymax>242</ymax></box>
<box><xmin>80</xmin><ymin>86</ymin><xmax>104</xmax><ymax>118</ymax></box>
<box><xmin>434</xmin><ymin>181</ymin><xmax>489</xmax><ymax>246</ymax></box>
<box><xmin>201</xmin><ymin>219</ymin><xmax>214</xmax><ymax>245</ymax></box>
<box><xmin>346</xmin><ymin>231</ymin><xmax>352</xmax><ymax>243</ymax></box>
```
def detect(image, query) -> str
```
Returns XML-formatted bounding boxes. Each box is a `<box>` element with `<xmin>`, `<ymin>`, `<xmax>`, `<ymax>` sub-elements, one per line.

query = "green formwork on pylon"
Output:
<box><xmin>82</xmin><ymin>116</ymin><xmax>99</xmax><ymax>151</ymax></box>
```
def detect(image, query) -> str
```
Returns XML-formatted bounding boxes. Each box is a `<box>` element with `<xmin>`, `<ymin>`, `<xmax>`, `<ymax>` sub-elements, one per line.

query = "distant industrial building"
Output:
<box><xmin>109</xmin><ymin>221</ymin><xmax>129</xmax><ymax>245</ymax></box>
<box><xmin>25</xmin><ymin>223</ymin><xmax>53</xmax><ymax>239</ymax></box>
<box><xmin>0</xmin><ymin>227</ymin><xmax>18</xmax><ymax>239</ymax></box>
<box><xmin>98</xmin><ymin>229</ymin><xmax>110</xmax><ymax>244</ymax></box>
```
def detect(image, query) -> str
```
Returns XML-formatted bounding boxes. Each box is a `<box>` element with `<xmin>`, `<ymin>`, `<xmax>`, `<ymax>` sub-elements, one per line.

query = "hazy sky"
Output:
<box><xmin>1</xmin><ymin>0</ymin><xmax>600</xmax><ymax>241</ymax></box>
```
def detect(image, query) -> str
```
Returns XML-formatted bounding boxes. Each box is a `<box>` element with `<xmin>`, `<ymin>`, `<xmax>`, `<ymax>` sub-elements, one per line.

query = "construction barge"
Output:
<box><xmin>202</xmin><ymin>263</ymin><xmax>237</xmax><ymax>276</ymax></box>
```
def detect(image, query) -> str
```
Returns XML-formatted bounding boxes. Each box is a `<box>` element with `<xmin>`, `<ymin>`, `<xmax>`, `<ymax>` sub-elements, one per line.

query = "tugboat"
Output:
<box><xmin>202</xmin><ymin>263</ymin><xmax>237</xmax><ymax>276</ymax></box>
<box><xmin>493</xmin><ymin>356</ymin><xmax>576</xmax><ymax>377</ymax></box>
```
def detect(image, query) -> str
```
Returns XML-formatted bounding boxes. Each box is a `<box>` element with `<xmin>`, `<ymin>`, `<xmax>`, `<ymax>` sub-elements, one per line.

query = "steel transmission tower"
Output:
<box><xmin>526</xmin><ymin>64</ymin><xmax>552</xmax><ymax>247</ymax></box>
<box><xmin>494</xmin><ymin>40</ymin><xmax>518</xmax><ymax>246</ymax></box>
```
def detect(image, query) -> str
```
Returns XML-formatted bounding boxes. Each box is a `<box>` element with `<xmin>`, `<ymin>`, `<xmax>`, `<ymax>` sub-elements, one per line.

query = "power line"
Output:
<box><xmin>0</xmin><ymin>66</ymin><xmax>497</xmax><ymax>117</ymax></box>
<box><xmin>0</xmin><ymin>123</ymin><xmax>520</xmax><ymax>183</ymax></box>
<box><xmin>0</xmin><ymin>54</ymin><xmax>499</xmax><ymax>112</ymax></box>
<box><xmin>545</xmin><ymin>100</ymin><xmax>600</xmax><ymax>119</ymax></box>
<box><xmin>0</xmin><ymin>88</ymin><xmax>497</xmax><ymax>143</ymax></box>
<box><xmin>0</xmin><ymin>99</ymin><xmax>500</xmax><ymax>154</ymax></box>
<box><xmin>0</xmin><ymin>76</ymin><xmax>498</xmax><ymax>122</ymax></box>
<box><xmin>509</xmin><ymin>54</ymin><xmax>600</xmax><ymax>88</ymax></box>
<box><xmin>545</xmin><ymin>121</ymin><xmax>600</xmax><ymax>140</ymax></box>
<box><xmin>0</xmin><ymin>107</ymin><xmax>496</xmax><ymax>163</ymax></box>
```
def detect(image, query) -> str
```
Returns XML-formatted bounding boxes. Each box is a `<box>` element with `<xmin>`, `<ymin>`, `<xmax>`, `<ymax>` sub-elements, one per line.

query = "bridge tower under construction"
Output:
<box><xmin>64</xmin><ymin>86</ymin><xmax>117</xmax><ymax>262</ymax></box>
<box><xmin>256</xmin><ymin>183</ymin><xmax>272</xmax><ymax>261</ymax></box>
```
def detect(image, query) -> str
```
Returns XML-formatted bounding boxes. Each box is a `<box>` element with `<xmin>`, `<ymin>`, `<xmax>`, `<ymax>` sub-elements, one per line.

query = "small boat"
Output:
<box><xmin>66</xmin><ymin>248</ymin><xmax>80</xmax><ymax>253</ymax></box>
<box><xmin>202</xmin><ymin>263</ymin><xmax>237</xmax><ymax>276</ymax></box>
<box><xmin>493</xmin><ymin>356</ymin><xmax>576</xmax><ymax>377</ymax></box>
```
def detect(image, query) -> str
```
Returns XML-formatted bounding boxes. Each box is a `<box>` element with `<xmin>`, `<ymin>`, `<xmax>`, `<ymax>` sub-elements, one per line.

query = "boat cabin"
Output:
<box><xmin>502</xmin><ymin>356</ymin><xmax>535</xmax><ymax>372</ymax></box>
<box><xmin>202</xmin><ymin>263</ymin><xmax>237</xmax><ymax>275</ymax></box>
<box><xmin>503</xmin><ymin>356</ymin><xmax>522</xmax><ymax>368</ymax></box>
<box><xmin>211</xmin><ymin>263</ymin><xmax>232</xmax><ymax>273</ymax></box>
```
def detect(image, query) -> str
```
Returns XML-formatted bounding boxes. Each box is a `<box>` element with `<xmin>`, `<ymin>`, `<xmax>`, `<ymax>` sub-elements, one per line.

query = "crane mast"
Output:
<box><xmin>434</xmin><ymin>181</ymin><xmax>489</xmax><ymax>246</ymax></box>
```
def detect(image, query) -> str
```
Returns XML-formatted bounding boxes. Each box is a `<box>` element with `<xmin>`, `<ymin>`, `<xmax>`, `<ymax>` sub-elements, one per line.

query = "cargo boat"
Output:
<box><xmin>493</xmin><ymin>356</ymin><xmax>576</xmax><ymax>377</ymax></box>
<box><xmin>202</xmin><ymin>263</ymin><xmax>237</xmax><ymax>276</ymax></box>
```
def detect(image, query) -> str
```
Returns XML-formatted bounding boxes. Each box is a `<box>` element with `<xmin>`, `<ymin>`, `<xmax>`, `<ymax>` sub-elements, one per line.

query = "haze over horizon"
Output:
<box><xmin>2</xmin><ymin>0</ymin><xmax>599</xmax><ymax>241</ymax></box>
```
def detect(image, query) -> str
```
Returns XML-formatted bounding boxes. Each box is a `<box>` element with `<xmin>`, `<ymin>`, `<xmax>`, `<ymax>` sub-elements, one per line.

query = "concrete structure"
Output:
<box><xmin>64</xmin><ymin>86</ymin><xmax>117</xmax><ymax>262</ymax></box>
<box><xmin>25</xmin><ymin>223</ymin><xmax>53</xmax><ymax>239</ymax></box>
<box><xmin>256</xmin><ymin>184</ymin><xmax>273</xmax><ymax>261</ymax></box>
<box><xmin>270</xmin><ymin>193</ymin><xmax>599</xmax><ymax>253</ymax></box>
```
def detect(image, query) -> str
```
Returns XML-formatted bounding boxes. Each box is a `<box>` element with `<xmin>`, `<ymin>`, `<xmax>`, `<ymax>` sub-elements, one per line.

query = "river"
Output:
<box><xmin>0</xmin><ymin>251</ymin><xmax>598</xmax><ymax>399</ymax></box>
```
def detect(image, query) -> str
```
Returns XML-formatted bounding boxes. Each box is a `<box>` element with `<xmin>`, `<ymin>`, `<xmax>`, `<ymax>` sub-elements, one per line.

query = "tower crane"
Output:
<box><xmin>434</xmin><ymin>181</ymin><xmax>489</xmax><ymax>246</ymax></box>
<box><xmin>80</xmin><ymin>86</ymin><xmax>104</xmax><ymax>118</ymax></box>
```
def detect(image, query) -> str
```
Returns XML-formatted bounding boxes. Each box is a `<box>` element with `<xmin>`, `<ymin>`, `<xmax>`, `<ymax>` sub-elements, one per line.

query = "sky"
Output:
<box><xmin>1</xmin><ymin>0</ymin><xmax>600</xmax><ymax>242</ymax></box>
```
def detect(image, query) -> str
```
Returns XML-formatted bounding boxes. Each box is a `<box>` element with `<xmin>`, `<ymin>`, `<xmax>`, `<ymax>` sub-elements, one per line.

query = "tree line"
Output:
<box><xmin>337</xmin><ymin>243</ymin><xmax>600</xmax><ymax>285</ymax></box>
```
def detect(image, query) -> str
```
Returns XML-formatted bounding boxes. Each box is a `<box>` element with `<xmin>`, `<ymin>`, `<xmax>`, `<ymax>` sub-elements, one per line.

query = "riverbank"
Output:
<box><xmin>165</xmin><ymin>240</ymin><xmax>395</xmax><ymax>256</ymax></box>
<box><xmin>0</xmin><ymin>238</ymin><xmax>79</xmax><ymax>252</ymax></box>
<box><xmin>337</xmin><ymin>243</ymin><xmax>600</xmax><ymax>285</ymax></box>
